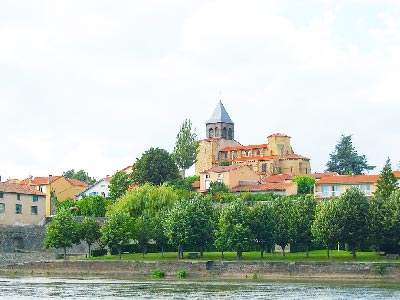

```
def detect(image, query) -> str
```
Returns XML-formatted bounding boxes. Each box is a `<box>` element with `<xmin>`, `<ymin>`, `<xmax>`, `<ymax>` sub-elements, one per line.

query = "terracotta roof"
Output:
<box><xmin>201</xmin><ymin>137</ymin><xmax>219</xmax><ymax>142</ymax></box>
<box><xmin>65</xmin><ymin>178</ymin><xmax>89</xmax><ymax>187</ymax></box>
<box><xmin>279</xmin><ymin>154</ymin><xmax>309</xmax><ymax>160</ymax></box>
<box><xmin>20</xmin><ymin>176</ymin><xmax>61</xmax><ymax>185</ymax></box>
<box><xmin>316</xmin><ymin>174</ymin><xmax>381</xmax><ymax>184</ymax></box>
<box><xmin>394</xmin><ymin>171</ymin><xmax>400</xmax><ymax>178</ymax></box>
<box><xmin>268</xmin><ymin>133</ymin><xmax>290</xmax><ymax>138</ymax></box>
<box><xmin>262</xmin><ymin>174</ymin><xmax>294</xmax><ymax>183</ymax></box>
<box><xmin>192</xmin><ymin>181</ymin><xmax>200</xmax><ymax>188</ymax></box>
<box><xmin>0</xmin><ymin>182</ymin><xmax>46</xmax><ymax>196</ymax></box>
<box><xmin>104</xmin><ymin>177</ymin><xmax>112</xmax><ymax>183</ymax></box>
<box><xmin>232</xmin><ymin>182</ymin><xmax>295</xmax><ymax>192</ymax></box>
<box><xmin>201</xmin><ymin>165</ymin><xmax>245</xmax><ymax>174</ymax></box>
<box><xmin>220</xmin><ymin>144</ymin><xmax>268</xmax><ymax>152</ymax></box>
<box><xmin>308</xmin><ymin>172</ymin><xmax>339</xmax><ymax>179</ymax></box>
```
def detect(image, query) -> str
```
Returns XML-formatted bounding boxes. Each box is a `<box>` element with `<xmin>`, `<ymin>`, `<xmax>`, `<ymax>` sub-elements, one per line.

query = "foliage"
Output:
<box><xmin>78</xmin><ymin>217</ymin><xmax>101</xmax><ymax>257</ymax></box>
<box><xmin>151</xmin><ymin>269</ymin><xmax>165</xmax><ymax>278</ymax></box>
<box><xmin>368</xmin><ymin>197</ymin><xmax>387</xmax><ymax>252</ymax></box>
<box><xmin>101</xmin><ymin>210</ymin><xmax>134</xmax><ymax>260</ymax></box>
<box><xmin>208</xmin><ymin>181</ymin><xmax>229</xmax><ymax>197</ymax></box>
<box><xmin>337</xmin><ymin>188</ymin><xmax>369</xmax><ymax>259</ymax></box>
<box><xmin>215</xmin><ymin>199</ymin><xmax>252</xmax><ymax>260</ymax></box>
<box><xmin>75</xmin><ymin>195</ymin><xmax>111</xmax><ymax>217</ymax></box>
<box><xmin>167</xmin><ymin>175</ymin><xmax>200</xmax><ymax>192</ymax></box>
<box><xmin>292</xmin><ymin>195</ymin><xmax>317</xmax><ymax>257</ymax></box>
<box><xmin>218</xmin><ymin>161</ymin><xmax>230</xmax><ymax>166</ymax></box>
<box><xmin>312</xmin><ymin>199</ymin><xmax>342</xmax><ymax>259</ymax></box>
<box><xmin>325</xmin><ymin>134</ymin><xmax>375</xmax><ymax>175</ymax></box>
<box><xmin>172</xmin><ymin>119</ymin><xmax>199</xmax><ymax>174</ymax></box>
<box><xmin>164</xmin><ymin>196</ymin><xmax>215</xmax><ymax>259</ymax></box>
<box><xmin>176</xmin><ymin>269</ymin><xmax>186</xmax><ymax>279</ymax></box>
<box><xmin>382</xmin><ymin>190</ymin><xmax>400</xmax><ymax>253</ymax></box>
<box><xmin>375</xmin><ymin>157</ymin><xmax>398</xmax><ymax>201</ymax></box>
<box><xmin>271</xmin><ymin>197</ymin><xmax>294</xmax><ymax>258</ymax></box>
<box><xmin>45</xmin><ymin>208</ymin><xmax>79</xmax><ymax>259</ymax></box>
<box><xmin>292</xmin><ymin>176</ymin><xmax>315</xmax><ymax>194</ymax></box>
<box><xmin>55</xmin><ymin>198</ymin><xmax>76</xmax><ymax>213</ymax></box>
<box><xmin>63</xmin><ymin>169</ymin><xmax>96</xmax><ymax>185</ymax></box>
<box><xmin>91</xmin><ymin>248</ymin><xmax>107</xmax><ymax>257</ymax></box>
<box><xmin>249</xmin><ymin>202</ymin><xmax>275</xmax><ymax>258</ymax></box>
<box><xmin>132</xmin><ymin>147</ymin><xmax>179</xmax><ymax>186</ymax></box>
<box><xmin>108</xmin><ymin>170</ymin><xmax>133</xmax><ymax>200</ymax></box>
<box><xmin>240</xmin><ymin>192</ymin><xmax>277</xmax><ymax>202</ymax></box>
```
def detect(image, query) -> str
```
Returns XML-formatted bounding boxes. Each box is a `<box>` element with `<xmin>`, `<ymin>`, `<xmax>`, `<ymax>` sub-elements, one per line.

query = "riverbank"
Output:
<box><xmin>1</xmin><ymin>259</ymin><xmax>400</xmax><ymax>282</ymax></box>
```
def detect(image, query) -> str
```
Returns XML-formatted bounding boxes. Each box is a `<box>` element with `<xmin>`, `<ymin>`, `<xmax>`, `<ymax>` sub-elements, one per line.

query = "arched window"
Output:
<box><xmin>228</xmin><ymin>128</ymin><xmax>233</xmax><ymax>139</ymax></box>
<box><xmin>215</xmin><ymin>127</ymin><xmax>219</xmax><ymax>137</ymax></box>
<box><xmin>209</xmin><ymin>128</ymin><xmax>214</xmax><ymax>138</ymax></box>
<box><xmin>222</xmin><ymin>127</ymin><xmax>227</xmax><ymax>138</ymax></box>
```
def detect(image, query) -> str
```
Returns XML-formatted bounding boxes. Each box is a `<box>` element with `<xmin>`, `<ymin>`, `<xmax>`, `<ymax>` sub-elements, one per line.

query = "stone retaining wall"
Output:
<box><xmin>1</xmin><ymin>260</ymin><xmax>400</xmax><ymax>280</ymax></box>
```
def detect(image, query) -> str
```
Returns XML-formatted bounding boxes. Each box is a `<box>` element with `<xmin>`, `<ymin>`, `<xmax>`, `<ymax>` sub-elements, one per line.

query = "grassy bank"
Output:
<box><xmin>86</xmin><ymin>250</ymin><xmax>396</xmax><ymax>263</ymax></box>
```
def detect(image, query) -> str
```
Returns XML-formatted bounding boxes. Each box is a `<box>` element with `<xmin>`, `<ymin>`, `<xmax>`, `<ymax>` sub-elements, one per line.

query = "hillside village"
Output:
<box><xmin>1</xmin><ymin>101</ymin><xmax>399</xmax><ymax>227</ymax></box>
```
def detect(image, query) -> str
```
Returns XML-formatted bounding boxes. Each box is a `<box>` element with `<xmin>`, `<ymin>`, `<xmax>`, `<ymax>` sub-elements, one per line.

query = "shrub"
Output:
<box><xmin>152</xmin><ymin>269</ymin><xmax>165</xmax><ymax>279</ymax></box>
<box><xmin>176</xmin><ymin>269</ymin><xmax>186</xmax><ymax>279</ymax></box>
<box><xmin>91</xmin><ymin>248</ymin><xmax>107</xmax><ymax>257</ymax></box>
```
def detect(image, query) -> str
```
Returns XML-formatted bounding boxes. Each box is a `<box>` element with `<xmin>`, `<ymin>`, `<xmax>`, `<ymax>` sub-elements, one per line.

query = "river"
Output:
<box><xmin>0</xmin><ymin>277</ymin><xmax>399</xmax><ymax>299</ymax></box>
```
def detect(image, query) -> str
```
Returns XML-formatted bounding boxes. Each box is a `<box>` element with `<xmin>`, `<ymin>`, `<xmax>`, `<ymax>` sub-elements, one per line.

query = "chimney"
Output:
<box><xmin>29</xmin><ymin>175</ymin><xmax>33</xmax><ymax>185</ymax></box>
<box><xmin>48</xmin><ymin>175</ymin><xmax>52</xmax><ymax>184</ymax></box>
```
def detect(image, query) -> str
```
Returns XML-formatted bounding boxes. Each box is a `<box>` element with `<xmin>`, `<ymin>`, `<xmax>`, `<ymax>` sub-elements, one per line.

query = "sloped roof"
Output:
<box><xmin>220</xmin><ymin>144</ymin><xmax>268</xmax><ymax>152</ymax></box>
<box><xmin>268</xmin><ymin>133</ymin><xmax>290</xmax><ymax>138</ymax></box>
<box><xmin>232</xmin><ymin>182</ymin><xmax>295</xmax><ymax>192</ymax></box>
<box><xmin>279</xmin><ymin>154</ymin><xmax>310</xmax><ymax>160</ymax></box>
<box><xmin>65</xmin><ymin>178</ymin><xmax>88</xmax><ymax>187</ymax></box>
<box><xmin>317</xmin><ymin>174</ymin><xmax>380</xmax><ymax>184</ymax></box>
<box><xmin>0</xmin><ymin>182</ymin><xmax>46</xmax><ymax>196</ymax></box>
<box><xmin>308</xmin><ymin>172</ymin><xmax>339</xmax><ymax>179</ymax></box>
<box><xmin>20</xmin><ymin>176</ymin><xmax>61</xmax><ymax>185</ymax></box>
<box><xmin>262</xmin><ymin>173</ymin><xmax>294</xmax><ymax>183</ymax></box>
<box><xmin>206</xmin><ymin>101</ymin><xmax>234</xmax><ymax>125</ymax></box>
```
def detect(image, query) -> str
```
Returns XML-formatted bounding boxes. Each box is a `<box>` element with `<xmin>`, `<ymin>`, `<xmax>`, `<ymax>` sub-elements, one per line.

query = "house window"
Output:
<box><xmin>257</xmin><ymin>150</ymin><xmax>261</xmax><ymax>156</ymax></box>
<box><xmin>31</xmin><ymin>206</ymin><xmax>38</xmax><ymax>215</ymax></box>
<box><xmin>38</xmin><ymin>185</ymin><xmax>46</xmax><ymax>192</ymax></box>
<box><xmin>205</xmin><ymin>174</ymin><xmax>210</xmax><ymax>179</ymax></box>
<box><xmin>0</xmin><ymin>203</ymin><xmax>5</xmax><ymax>213</ymax></box>
<box><xmin>17</xmin><ymin>193</ymin><xmax>21</xmax><ymax>200</ymax></box>
<box><xmin>16</xmin><ymin>204</ymin><xmax>22</xmax><ymax>214</ymax></box>
<box><xmin>217</xmin><ymin>173</ymin><xmax>223</xmax><ymax>183</ymax></box>
<box><xmin>262</xmin><ymin>163</ymin><xmax>267</xmax><ymax>172</ymax></box>
<box><xmin>33</xmin><ymin>195</ymin><xmax>39</xmax><ymax>202</ymax></box>
<box><xmin>0</xmin><ymin>192</ymin><xmax>3</xmax><ymax>198</ymax></box>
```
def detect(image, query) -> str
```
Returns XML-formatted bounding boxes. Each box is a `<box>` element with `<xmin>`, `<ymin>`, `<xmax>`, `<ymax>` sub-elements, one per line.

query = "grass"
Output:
<box><xmin>85</xmin><ymin>250</ymin><xmax>397</xmax><ymax>263</ymax></box>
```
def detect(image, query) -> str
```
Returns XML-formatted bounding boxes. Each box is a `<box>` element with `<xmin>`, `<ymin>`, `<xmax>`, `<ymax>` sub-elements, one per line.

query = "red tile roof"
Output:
<box><xmin>262</xmin><ymin>173</ymin><xmax>294</xmax><ymax>183</ymax></box>
<box><xmin>20</xmin><ymin>176</ymin><xmax>61</xmax><ymax>185</ymax></box>
<box><xmin>220</xmin><ymin>144</ymin><xmax>268</xmax><ymax>152</ymax></box>
<box><xmin>232</xmin><ymin>182</ymin><xmax>295</xmax><ymax>192</ymax></box>
<box><xmin>317</xmin><ymin>174</ymin><xmax>381</xmax><ymax>184</ymax></box>
<box><xmin>268</xmin><ymin>133</ymin><xmax>290</xmax><ymax>138</ymax></box>
<box><xmin>65</xmin><ymin>178</ymin><xmax>89</xmax><ymax>187</ymax></box>
<box><xmin>279</xmin><ymin>154</ymin><xmax>309</xmax><ymax>160</ymax></box>
<box><xmin>308</xmin><ymin>172</ymin><xmax>339</xmax><ymax>179</ymax></box>
<box><xmin>394</xmin><ymin>171</ymin><xmax>400</xmax><ymax>178</ymax></box>
<box><xmin>192</xmin><ymin>181</ymin><xmax>200</xmax><ymax>188</ymax></box>
<box><xmin>232</xmin><ymin>155</ymin><xmax>277</xmax><ymax>162</ymax></box>
<box><xmin>0</xmin><ymin>182</ymin><xmax>46</xmax><ymax>196</ymax></box>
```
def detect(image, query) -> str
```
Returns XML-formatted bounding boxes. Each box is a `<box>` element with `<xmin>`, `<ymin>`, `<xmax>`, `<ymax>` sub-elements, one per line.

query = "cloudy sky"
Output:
<box><xmin>1</xmin><ymin>0</ymin><xmax>400</xmax><ymax>180</ymax></box>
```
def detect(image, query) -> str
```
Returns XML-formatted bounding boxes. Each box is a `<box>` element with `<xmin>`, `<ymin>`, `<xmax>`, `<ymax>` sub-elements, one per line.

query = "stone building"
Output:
<box><xmin>195</xmin><ymin>101</ymin><xmax>311</xmax><ymax>177</ymax></box>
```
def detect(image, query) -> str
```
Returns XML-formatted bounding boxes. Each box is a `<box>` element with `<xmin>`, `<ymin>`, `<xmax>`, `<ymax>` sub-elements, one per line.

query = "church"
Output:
<box><xmin>195</xmin><ymin>101</ymin><xmax>311</xmax><ymax>177</ymax></box>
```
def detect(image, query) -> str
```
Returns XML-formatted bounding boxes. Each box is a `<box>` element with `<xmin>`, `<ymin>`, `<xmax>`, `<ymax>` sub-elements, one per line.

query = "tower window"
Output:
<box><xmin>215</xmin><ymin>127</ymin><xmax>219</xmax><ymax>137</ymax></box>
<box><xmin>222</xmin><ymin>127</ymin><xmax>227</xmax><ymax>138</ymax></box>
<box><xmin>209</xmin><ymin>128</ymin><xmax>214</xmax><ymax>138</ymax></box>
<box><xmin>228</xmin><ymin>128</ymin><xmax>233</xmax><ymax>139</ymax></box>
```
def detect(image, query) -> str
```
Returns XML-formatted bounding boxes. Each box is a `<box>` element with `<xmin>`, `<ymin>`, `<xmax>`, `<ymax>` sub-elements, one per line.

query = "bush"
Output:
<box><xmin>176</xmin><ymin>269</ymin><xmax>186</xmax><ymax>279</ymax></box>
<box><xmin>91</xmin><ymin>249</ymin><xmax>107</xmax><ymax>257</ymax></box>
<box><xmin>152</xmin><ymin>269</ymin><xmax>165</xmax><ymax>279</ymax></box>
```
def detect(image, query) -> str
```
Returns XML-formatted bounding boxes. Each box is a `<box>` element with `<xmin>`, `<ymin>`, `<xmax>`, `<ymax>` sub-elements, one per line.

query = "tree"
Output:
<box><xmin>45</xmin><ymin>208</ymin><xmax>79</xmax><ymax>259</ymax></box>
<box><xmin>108</xmin><ymin>170</ymin><xmax>133</xmax><ymax>200</ymax></box>
<box><xmin>132</xmin><ymin>147</ymin><xmax>179</xmax><ymax>186</ymax></box>
<box><xmin>292</xmin><ymin>176</ymin><xmax>315</xmax><ymax>194</ymax></box>
<box><xmin>167</xmin><ymin>175</ymin><xmax>200</xmax><ymax>192</ymax></box>
<box><xmin>79</xmin><ymin>217</ymin><xmax>101</xmax><ymax>258</ymax></box>
<box><xmin>369</xmin><ymin>197</ymin><xmax>387</xmax><ymax>253</ymax></box>
<box><xmin>172</xmin><ymin>119</ymin><xmax>199</xmax><ymax>176</ymax></box>
<box><xmin>382</xmin><ymin>190</ymin><xmax>400</xmax><ymax>253</ymax></box>
<box><xmin>271</xmin><ymin>197</ymin><xmax>294</xmax><ymax>258</ymax></box>
<box><xmin>292</xmin><ymin>195</ymin><xmax>317</xmax><ymax>257</ymax></box>
<box><xmin>312</xmin><ymin>199</ymin><xmax>342</xmax><ymax>259</ymax></box>
<box><xmin>337</xmin><ymin>188</ymin><xmax>369</xmax><ymax>259</ymax></box>
<box><xmin>101</xmin><ymin>211</ymin><xmax>134</xmax><ymax>259</ymax></box>
<box><xmin>375</xmin><ymin>157</ymin><xmax>398</xmax><ymax>201</ymax></box>
<box><xmin>63</xmin><ymin>169</ymin><xmax>96</xmax><ymax>185</ymax></box>
<box><xmin>325</xmin><ymin>134</ymin><xmax>375</xmax><ymax>175</ymax></box>
<box><xmin>208</xmin><ymin>181</ymin><xmax>229</xmax><ymax>197</ymax></box>
<box><xmin>249</xmin><ymin>202</ymin><xmax>275</xmax><ymax>258</ymax></box>
<box><xmin>75</xmin><ymin>195</ymin><xmax>111</xmax><ymax>217</ymax></box>
<box><xmin>214</xmin><ymin>199</ymin><xmax>252</xmax><ymax>260</ymax></box>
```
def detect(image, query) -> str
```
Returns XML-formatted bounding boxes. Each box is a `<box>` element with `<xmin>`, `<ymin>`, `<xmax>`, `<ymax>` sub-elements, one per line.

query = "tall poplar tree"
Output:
<box><xmin>172</xmin><ymin>119</ymin><xmax>199</xmax><ymax>177</ymax></box>
<box><xmin>325</xmin><ymin>134</ymin><xmax>375</xmax><ymax>175</ymax></box>
<box><xmin>375</xmin><ymin>157</ymin><xmax>398</xmax><ymax>201</ymax></box>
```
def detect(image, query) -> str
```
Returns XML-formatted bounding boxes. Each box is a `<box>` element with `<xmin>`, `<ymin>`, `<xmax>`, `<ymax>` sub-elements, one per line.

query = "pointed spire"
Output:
<box><xmin>206</xmin><ymin>101</ymin><xmax>234</xmax><ymax>124</ymax></box>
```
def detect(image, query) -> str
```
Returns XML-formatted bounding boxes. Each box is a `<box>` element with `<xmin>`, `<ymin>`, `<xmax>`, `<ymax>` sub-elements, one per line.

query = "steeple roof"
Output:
<box><xmin>206</xmin><ymin>101</ymin><xmax>234</xmax><ymax>125</ymax></box>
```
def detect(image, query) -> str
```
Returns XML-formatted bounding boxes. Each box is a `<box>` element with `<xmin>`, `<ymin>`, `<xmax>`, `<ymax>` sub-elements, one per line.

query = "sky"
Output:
<box><xmin>1</xmin><ymin>0</ymin><xmax>400</xmax><ymax>181</ymax></box>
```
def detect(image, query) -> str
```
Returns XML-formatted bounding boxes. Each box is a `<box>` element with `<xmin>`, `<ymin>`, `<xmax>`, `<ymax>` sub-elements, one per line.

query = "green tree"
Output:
<box><xmin>75</xmin><ymin>195</ymin><xmax>111</xmax><ymax>217</ymax></box>
<box><xmin>172</xmin><ymin>119</ymin><xmax>199</xmax><ymax>176</ymax></box>
<box><xmin>45</xmin><ymin>208</ymin><xmax>79</xmax><ymax>259</ymax></box>
<box><xmin>375</xmin><ymin>157</ymin><xmax>398</xmax><ymax>201</ymax></box>
<box><xmin>101</xmin><ymin>211</ymin><xmax>134</xmax><ymax>259</ymax></box>
<box><xmin>249</xmin><ymin>202</ymin><xmax>275</xmax><ymax>258</ymax></box>
<box><xmin>108</xmin><ymin>170</ymin><xmax>133</xmax><ymax>200</ymax></box>
<box><xmin>79</xmin><ymin>217</ymin><xmax>101</xmax><ymax>257</ymax></box>
<box><xmin>337</xmin><ymin>188</ymin><xmax>369</xmax><ymax>259</ymax></box>
<box><xmin>271</xmin><ymin>197</ymin><xmax>294</xmax><ymax>258</ymax></box>
<box><xmin>292</xmin><ymin>176</ymin><xmax>315</xmax><ymax>194</ymax></box>
<box><xmin>325</xmin><ymin>134</ymin><xmax>375</xmax><ymax>175</ymax></box>
<box><xmin>55</xmin><ymin>198</ymin><xmax>76</xmax><ymax>213</ymax></box>
<box><xmin>167</xmin><ymin>175</ymin><xmax>200</xmax><ymax>192</ymax></box>
<box><xmin>214</xmin><ymin>199</ymin><xmax>252</xmax><ymax>260</ymax></box>
<box><xmin>292</xmin><ymin>195</ymin><xmax>317</xmax><ymax>257</ymax></box>
<box><xmin>382</xmin><ymin>190</ymin><xmax>400</xmax><ymax>253</ymax></box>
<box><xmin>208</xmin><ymin>181</ymin><xmax>229</xmax><ymax>197</ymax></box>
<box><xmin>132</xmin><ymin>147</ymin><xmax>179</xmax><ymax>186</ymax></box>
<box><xmin>312</xmin><ymin>199</ymin><xmax>342</xmax><ymax>259</ymax></box>
<box><xmin>63</xmin><ymin>169</ymin><xmax>96</xmax><ymax>184</ymax></box>
<box><xmin>369</xmin><ymin>197</ymin><xmax>387</xmax><ymax>253</ymax></box>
